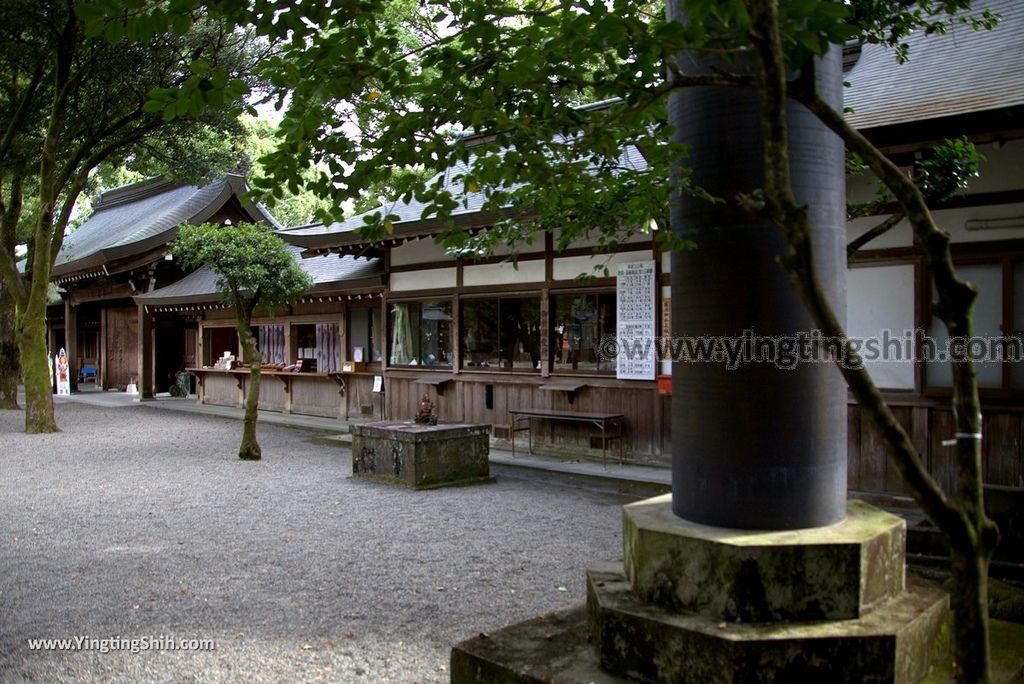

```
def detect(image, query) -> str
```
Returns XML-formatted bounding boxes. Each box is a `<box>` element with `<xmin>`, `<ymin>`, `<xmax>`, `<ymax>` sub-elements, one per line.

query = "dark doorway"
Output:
<box><xmin>154</xmin><ymin>325</ymin><xmax>186</xmax><ymax>394</ymax></box>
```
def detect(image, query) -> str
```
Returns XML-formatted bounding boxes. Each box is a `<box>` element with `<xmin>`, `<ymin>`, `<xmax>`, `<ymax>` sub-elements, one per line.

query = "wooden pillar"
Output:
<box><xmin>137</xmin><ymin>303</ymin><xmax>154</xmax><ymax>399</ymax></box>
<box><xmin>284</xmin><ymin>320</ymin><xmax>294</xmax><ymax>364</ymax></box>
<box><xmin>64</xmin><ymin>297</ymin><xmax>78</xmax><ymax>392</ymax></box>
<box><xmin>539</xmin><ymin>288</ymin><xmax>550</xmax><ymax>378</ymax></box>
<box><xmin>338</xmin><ymin>304</ymin><xmax>348</xmax><ymax>420</ymax></box>
<box><xmin>99</xmin><ymin>307</ymin><xmax>108</xmax><ymax>389</ymax></box>
<box><xmin>380</xmin><ymin>291</ymin><xmax>389</xmax><ymax>420</ymax></box>
<box><xmin>197</xmin><ymin>319</ymin><xmax>206</xmax><ymax>367</ymax></box>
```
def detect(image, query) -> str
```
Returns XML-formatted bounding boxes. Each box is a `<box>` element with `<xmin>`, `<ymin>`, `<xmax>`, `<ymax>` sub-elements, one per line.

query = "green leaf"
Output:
<box><xmin>171</xmin><ymin>13</ymin><xmax>192</xmax><ymax>36</ymax></box>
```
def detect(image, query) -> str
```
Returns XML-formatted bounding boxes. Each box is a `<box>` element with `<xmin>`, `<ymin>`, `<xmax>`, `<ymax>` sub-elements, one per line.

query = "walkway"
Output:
<box><xmin>57</xmin><ymin>389</ymin><xmax>673</xmax><ymax>488</ymax></box>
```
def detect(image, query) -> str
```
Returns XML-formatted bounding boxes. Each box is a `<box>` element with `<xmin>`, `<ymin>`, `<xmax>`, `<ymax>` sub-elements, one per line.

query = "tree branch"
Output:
<box><xmin>0</xmin><ymin>65</ymin><xmax>44</xmax><ymax>164</ymax></box>
<box><xmin>50</xmin><ymin>117</ymin><xmax>164</xmax><ymax>259</ymax></box>
<box><xmin>743</xmin><ymin>0</ymin><xmax>965</xmax><ymax>538</ymax></box>
<box><xmin>0</xmin><ymin>176</ymin><xmax>27</xmax><ymax>305</ymax></box>
<box><xmin>796</xmin><ymin>93</ymin><xmax>992</xmax><ymax>540</ymax></box>
<box><xmin>847</xmin><ymin>211</ymin><xmax>905</xmax><ymax>261</ymax></box>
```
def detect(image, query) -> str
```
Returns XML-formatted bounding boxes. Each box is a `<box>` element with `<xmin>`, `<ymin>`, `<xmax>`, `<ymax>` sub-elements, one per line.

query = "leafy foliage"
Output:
<box><xmin>847</xmin><ymin>136</ymin><xmax>982</xmax><ymax>219</ymax></box>
<box><xmin>172</xmin><ymin>222</ymin><xmax>312</xmax><ymax>313</ymax></box>
<box><xmin>0</xmin><ymin>0</ymin><xmax>269</xmax><ymax>432</ymax></box>
<box><xmin>82</xmin><ymin>0</ymin><xmax>998</xmax><ymax>260</ymax></box>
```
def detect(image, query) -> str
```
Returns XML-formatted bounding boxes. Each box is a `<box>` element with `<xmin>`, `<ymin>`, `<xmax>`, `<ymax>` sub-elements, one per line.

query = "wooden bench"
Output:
<box><xmin>508</xmin><ymin>408</ymin><xmax>625</xmax><ymax>466</ymax></box>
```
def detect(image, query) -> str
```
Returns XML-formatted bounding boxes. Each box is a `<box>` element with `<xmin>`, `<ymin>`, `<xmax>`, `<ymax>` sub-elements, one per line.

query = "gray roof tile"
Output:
<box><xmin>845</xmin><ymin>0</ymin><xmax>1024</xmax><ymax>130</ymax></box>
<box><xmin>54</xmin><ymin>175</ymin><xmax>281</xmax><ymax>278</ymax></box>
<box><xmin>282</xmin><ymin>143</ymin><xmax>649</xmax><ymax>249</ymax></box>
<box><xmin>136</xmin><ymin>247</ymin><xmax>382</xmax><ymax>306</ymax></box>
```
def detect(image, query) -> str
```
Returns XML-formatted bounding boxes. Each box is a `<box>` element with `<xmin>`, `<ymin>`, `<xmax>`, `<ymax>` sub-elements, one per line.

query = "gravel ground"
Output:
<box><xmin>0</xmin><ymin>401</ymin><xmax>640</xmax><ymax>683</ymax></box>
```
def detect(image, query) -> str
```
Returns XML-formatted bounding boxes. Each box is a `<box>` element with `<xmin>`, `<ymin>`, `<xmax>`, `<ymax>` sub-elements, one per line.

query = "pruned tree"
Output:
<box><xmin>0</xmin><ymin>0</ymin><xmax>266</xmax><ymax>433</ymax></box>
<box><xmin>172</xmin><ymin>222</ymin><xmax>311</xmax><ymax>460</ymax></box>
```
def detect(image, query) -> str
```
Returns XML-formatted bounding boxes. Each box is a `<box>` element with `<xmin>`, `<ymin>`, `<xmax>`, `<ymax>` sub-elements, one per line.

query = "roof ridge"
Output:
<box><xmin>93</xmin><ymin>177</ymin><xmax>190</xmax><ymax>211</ymax></box>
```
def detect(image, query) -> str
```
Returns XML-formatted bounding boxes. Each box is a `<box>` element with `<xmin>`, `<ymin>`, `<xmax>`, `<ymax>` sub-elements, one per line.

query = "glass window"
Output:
<box><xmin>1011</xmin><ymin>261</ymin><xmax>1024</xmax><ymax>391</ymax></box>
<box><xmin>389</xmin><ymin>300</ymin><xmax>452</xmax><ymax>367</ymax></box>
<box><xmin>551</xmin><ymin>293</ymin><xmax>616</xmax><ymax>372</ymax></box>
<box><xmin>462</xmin><ymin>297</ymin><xmax>541</xmax><ymax>371</ymax></box>
<box><xmin>926</xmin><ymin>264</ymin><xmax>1003</xmax><ymax>389</ymax></box>
<box><xmin>348</xmin><ymin>307</ymin><xmax>382</xmax><ymax>363</ymax></box>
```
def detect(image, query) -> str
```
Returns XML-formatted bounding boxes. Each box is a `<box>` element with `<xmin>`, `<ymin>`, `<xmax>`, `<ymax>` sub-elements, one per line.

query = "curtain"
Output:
<box><xmin>390</xmin><ymin>304</ymin><xmax>412</xmax><ymax>365</ymax></box>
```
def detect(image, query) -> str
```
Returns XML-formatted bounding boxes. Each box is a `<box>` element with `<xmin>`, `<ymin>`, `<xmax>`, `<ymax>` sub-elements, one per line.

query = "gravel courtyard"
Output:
<box><xmin>0</xmin><ymin>400</ymin><xmax>645</xmax><ymax>683</ymax></box>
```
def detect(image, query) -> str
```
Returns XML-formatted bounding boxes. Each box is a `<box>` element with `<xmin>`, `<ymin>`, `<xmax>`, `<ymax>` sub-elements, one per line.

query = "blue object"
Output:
<box><xmin>79</xmin><ymin>363</ymin><xmax>98</xmax><ymax>383</ymax></box>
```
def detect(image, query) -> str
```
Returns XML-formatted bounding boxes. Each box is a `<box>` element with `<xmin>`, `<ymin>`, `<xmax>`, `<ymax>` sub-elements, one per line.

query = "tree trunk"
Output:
<box><xmin>740</xmin><ymin>3</ymin><xmax>997</xmax><ymax>680</ymax></box>
<box><xmin>237</xmin><ymin>313</ymin><xmax>261</xmax><ymax>460</ymax></box>
<box><xmin>18</xmin><ymin>286</ymin><xmax>57</xmax><ymax>433</ymax></box>
<box><xmin>950</xmin><ymin>541</ymin><xmax>994</xmax><ymax>683</ymax></box>
<box><xmin>0</xmin><ymin>280</ymin><xmax>19</xmax><ymax>410</ymax></box>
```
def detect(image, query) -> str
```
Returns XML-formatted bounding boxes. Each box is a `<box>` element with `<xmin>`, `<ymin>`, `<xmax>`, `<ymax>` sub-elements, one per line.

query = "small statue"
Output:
<box><xmin>415</xmin><ymin>393</ymin><xmax>435</xmax><ymax>424</ymax></box>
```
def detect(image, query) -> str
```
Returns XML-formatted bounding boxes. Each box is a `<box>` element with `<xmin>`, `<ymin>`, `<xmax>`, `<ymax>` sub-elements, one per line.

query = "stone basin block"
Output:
<box><xmin>624</xmin><ymin>496</ymin><xmax>906</xmax><ymax>622</ymax></box>
<box><xmin>350</xmin><ymin>421</ymin><xmax>492</xmax><ymax>489</ymax></box>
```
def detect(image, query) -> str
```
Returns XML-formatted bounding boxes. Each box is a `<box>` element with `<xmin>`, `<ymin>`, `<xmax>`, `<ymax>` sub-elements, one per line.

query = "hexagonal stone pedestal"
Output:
<box><xmin>623</xmin><ymin>495</ymin><xmax>906</xmax><ymax>622</ymax></box>
<box><xmin>350</xmin><ymin>421</ymin><xmax>492</xmax><ymax>489</ymax></box>
<box><xmin>452</xmin><ymin>497</ymin><xmax>954</xmax><ymax>683</ymax></box>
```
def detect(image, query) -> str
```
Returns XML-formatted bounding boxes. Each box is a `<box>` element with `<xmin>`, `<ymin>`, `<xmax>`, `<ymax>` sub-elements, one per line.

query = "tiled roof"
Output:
<box><xmin>845</xmin><ymin>0</ymin><xmax>1024</xmax><ymax>130</ymax></box>
<box><xmin>135</xmin><ymin>247</ymin><xmax>383</xmax><ymax>307</ymax></box>
<box><xmin>53</xmin><ymin>174</ymin><xmax>280</xmax><ymax>279</ymax></box>
<box><xmin>281</xmin><ymin>143</ymin><xmax>649</xmax><ymax>250</ymax></box>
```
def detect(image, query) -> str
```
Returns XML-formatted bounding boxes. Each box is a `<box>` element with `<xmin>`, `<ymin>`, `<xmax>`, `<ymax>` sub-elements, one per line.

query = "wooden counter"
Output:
<box><xmin>188</xmin><ymin>368</ymin><xmax>382</xmax><ymax>420</ymax></box>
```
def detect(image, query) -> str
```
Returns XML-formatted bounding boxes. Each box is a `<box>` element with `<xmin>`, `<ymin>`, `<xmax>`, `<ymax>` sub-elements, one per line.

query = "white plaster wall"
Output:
<box><xmin>555</xmin><ymin>225</ymin><xmax>652</xmax><ymax>250</ymax></box>
<box><xmin>848</xmin><ymin>202</ymin><xmax>1024</xmax><ymax>250</ymax></box>
<box><xmin>390</xmin><ymin>238</ymin><xmax>453</xmax><ymax>266</ymax></box>
<box><xmin>463</xmin><ymin>260</ymin><xmax>544</xmax><ymax>287</ymax></box>
<box><xmin>390</xmin><ymin>268</ymin><xmax>456</xmax><ymax>291</ymax></box>
<box><xmin>846</xmin><ymin>264</ymin><xmax>916</xmax><ymax>389</ymax></box>
<box><xmin>846</xmin><ymin>140</ymin><xmax>1024</xmax><ymax>249</ymax></box>
<box><xmin>553</xmin><ymin>250</ymin><xmax>653</xmax><ymax>281</ymax></box>
<box><xmin>489</xmin><ymin>240</ymin><xmax>545</xmax><ymax>258</ymax></box>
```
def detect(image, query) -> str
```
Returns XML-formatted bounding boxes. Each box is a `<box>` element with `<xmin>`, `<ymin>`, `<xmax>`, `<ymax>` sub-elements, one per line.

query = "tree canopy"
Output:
<box><xmin>0</xmin><ymin>0</ymin><xmax>269</xmax><ymax>433</ymax></box>
<box><xmin>173</xmin><ymin>221</ymin><xmax>311</xmax><ymax>460</ymax></box>
<box><xmin>173</xmin><ymin>221</ymin><xmax>312</xmax><ymax>316</ymax></box>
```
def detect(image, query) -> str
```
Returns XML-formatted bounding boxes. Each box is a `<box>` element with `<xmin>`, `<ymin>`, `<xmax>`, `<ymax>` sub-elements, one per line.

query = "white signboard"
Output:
<box><xmin>616</xmin><ymin>260</ymin><xmax>657</xmax><ymax>380</ymax></box>
<box><xmin>55</xmin><ymin>347</ymin><xmax>71</xmax><ymax>395</ymax></box>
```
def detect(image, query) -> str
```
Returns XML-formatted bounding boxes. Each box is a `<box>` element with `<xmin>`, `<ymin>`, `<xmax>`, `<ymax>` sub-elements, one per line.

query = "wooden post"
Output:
<box><xmin>137</xmin><ymin>303</ymin><xmax>153</xmax><ymax>399</ymax></box>
<box><xmin>64</xmin><ymin>297</ymin><xmax>78</xmax><ymax>392</ymax></box>
<box><xmin>99</xmin><ymin>307</ymin><xmax>108</xmax><ymax>390</ymax></box>
<box><xmin>539</xmin><ymin>288</ymin><xmax>550</xmax><ymax>378</ymax></box>
<box><xmin>282</xmin><ymin>320</ymin><xmax>293</xmax><ymax>414</ymax></box>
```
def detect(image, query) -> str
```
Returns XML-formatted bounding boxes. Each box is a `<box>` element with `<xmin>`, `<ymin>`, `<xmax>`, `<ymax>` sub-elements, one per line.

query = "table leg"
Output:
<box><xmin>510</xmin><ymin>414</ymin><xmax>516</xmax><ymax>457</ymax></box>
<box><xmin>618</xmin><ymin>418</ymin><xmax>624</xmax><ymax>464</ymax></box>
<box><xmin>527</xmin><ymin>417</ymin><xmax>533</xmax><ymax>455</ymax></box>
